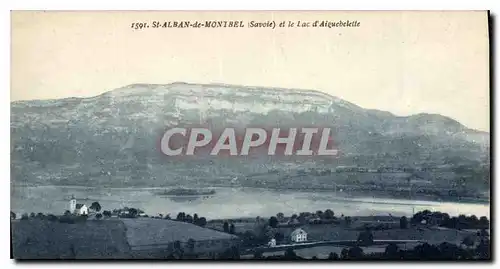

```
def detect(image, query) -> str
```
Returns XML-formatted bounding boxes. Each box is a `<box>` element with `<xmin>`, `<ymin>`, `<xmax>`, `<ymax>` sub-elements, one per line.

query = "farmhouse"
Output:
<box><xmin>290</xmin><ymin>228</ymin><xmax>308</xmax><ymax>243</ymax></box>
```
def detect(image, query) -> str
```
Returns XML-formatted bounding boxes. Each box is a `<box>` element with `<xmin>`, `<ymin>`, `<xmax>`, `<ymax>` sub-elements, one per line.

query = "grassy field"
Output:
<box><xmin>11</xmin><ymin>219</ymin><xmax>131</xmax><ymax>259</ymax></box>
<box><xmin>11</xmin><ymin>216</ymin><xmax>482</xmax><ymax>259</ymax></box>
<box><xmin>122</xmin><ymin>218</ymin><xmax>238</xmax><ymax>250</ymax></box>
<box><xmin>11</xmin><ymin>218</ymin><xmax>240</xmax><ymax>259</ymax></box>
<box><xmin>207</xmin><ymin>216</ymin><xmax>480</xmax><ymax>247</ymax></box>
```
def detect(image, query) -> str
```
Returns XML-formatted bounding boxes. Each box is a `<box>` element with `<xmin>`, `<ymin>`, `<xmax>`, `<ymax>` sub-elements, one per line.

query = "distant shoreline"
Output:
<box><xmin>12</xmin><ymin>184</ymin><xmax>490</xmax><ymax>206</ymax></box>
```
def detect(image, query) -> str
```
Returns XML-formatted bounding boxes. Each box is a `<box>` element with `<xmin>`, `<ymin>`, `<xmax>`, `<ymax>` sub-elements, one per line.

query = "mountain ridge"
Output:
<box><xmin>10</xmin><ymin>82</ymin><xmax>490</xmax><ymax>188</ymax></box>
<box><xmin>11</xmin><ymin>82</ymin><xmax>486</xmax><ymax>134</ymax></box>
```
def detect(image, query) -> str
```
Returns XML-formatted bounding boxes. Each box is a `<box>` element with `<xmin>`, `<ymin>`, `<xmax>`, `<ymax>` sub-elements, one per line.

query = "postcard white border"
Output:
<box><xmin>2</xmin><ymin>0</ymin><xmax>498</xmax><ymax>268</ymax></box>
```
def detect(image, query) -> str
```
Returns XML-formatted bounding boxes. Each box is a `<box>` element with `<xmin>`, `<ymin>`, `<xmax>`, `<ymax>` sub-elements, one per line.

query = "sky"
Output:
<box><xmin>11</xmin><ymin>11</ymin><xmax>490</xmax><ymax>131</ymax></box>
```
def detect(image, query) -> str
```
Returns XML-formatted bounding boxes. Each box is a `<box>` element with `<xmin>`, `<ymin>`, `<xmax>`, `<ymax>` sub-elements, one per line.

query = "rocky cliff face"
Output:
<box><xmin>10</xmin><ymin>83</ymin><xmax>489</xmax><ymax>187</ymax></box>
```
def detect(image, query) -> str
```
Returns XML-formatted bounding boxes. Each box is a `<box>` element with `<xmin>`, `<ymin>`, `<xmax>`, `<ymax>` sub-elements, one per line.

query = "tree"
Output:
<box><xmin>316</xmin><ymin>210</ymin><xmax>324</xmax><ymax>219</ymax></box>
<box><xmin>328</xmin><ymin>252</ymin><xmax>339</xmax><ymax>260</ymax></box>
<box><xmin>275</xmin><ymin>232</ymin><xmax>285</xmax><ymax>243</ymax></box>
<box><xmin>29</xmin><ymin>212</ymin><xmax>36</xmax><ymax>218</ymax></box>
<box><xmin>414</xmin><ymin>243</ymin><xmax>439</xmax><ymax>259</ymax></box>
<box><xmin>219</xmin><ymin>246</ymin><xmax>240</xmax><ymax>260</ymax></box>
<box><xmin>185</xmin><ymin>214</ymin><xmax>193</xmax><ymax>223</ymax></box>
<box><xmin>462</xmin><ymin>235</ymin><xmax>475</xmax><ymax>248</ymax></box>
<box><xmin>345</xmin><ymin>216</ymin><xmax>352</xmax><ymax>226</ymax></box>
<box><xmin>476</xmin><ymin>238</ymin><xmax>490</xmax><ymax>259</ymax></box>
<box><xmin>64</xmin><ymin>210</ymin><xmax>71</xmax><ymax>216</ymax></box>
<box><xmin>90</xmin><ymin>202</ymin><xmax>102</xmax><ymax>212</ymax></box>
<box><xmin>69</xmin><ymin>244</ymin><xmax>77</xmax><ymax>258</ymax></box>
<box><xmin>437</xmin><ymin>242</ymin><xmax>460</xmax><ymax>259</ymax></box>
<box><xmin>340</xmin><ymin>248</ymin><xmax>349</xmax><ymax>259</ymax></box>
<box><xmin>173</xmin><ymin>240</ymin><xmax>184</xmax><ymax>259</ymax></box>
<box><xmin>20</xmin><ymin>213</ymin><xmax>28</xmax><ymax>220</ymax></box>
<box><xmin>385</xmin><ymin>243</ymin><xmax>399</xmax><ymax>258</ymax></box>
<box><xmin>253</xmin><ymin>250</ymin><xmax>263</xmax><ymax>259</ymax></box>
<box><xmin>276</xmin><ymin>212</ymin><xmax>285</xmax><ymax>221</ymax></box>
<box><xmin>223</xmin><ymin>221</ymin><xmax>229</xmax><ymax>233</ymax></box>
<box><xmin>176</xmin><ymin>212</ymin><xmax>185</xmax><ymax>221</ymax></box>
<box><xmin>284</xmin><ymin>248</ymin><xmax>297</xmax><ymax>259</ymax></box>
<box><xmin>400</xmin><ymin>216</ymin><xmax>408</xmax><ymax>229</ymax></box>
<box><xmin>47</xmin><ymin>214</ymin><xmax>58</xmax><ymax>222</ymax></box>
<box><xmin>187</xmin><ymin>238</ymin><xmax>196</xmax><ymax>254</ymax></box>
<box><xmin>229</xmin><ymin>223</ymin><xmax>235</xmax><ymax>234</ymax></box>
<box><xmin>198</xmin><ymin>217</ymin><xmax>207</xmax><ymax>227</ymax></box>
<box><xmin>269</xmin><ymin>216</ymin><xmax>279</xmax><ymax>228</ymax></box>
<box><xmin>36</xmin><ymin>213</ymin><xmax>45</xmax><ymax>219</ymax></box>
<box><xmin>102</xmin><ymin>210</ymin><xmax>112</xmax><ymax>218</ymax></box>
<box><xmin>10</xmin><ymin>211</ymin><xmax>16</xmax><ymax>220</ymax></box>
<box><xmin>479</xmin><ymin>228</ymin><xmax>489</xmax><ymax>237</ymax></box>
<box><xmin>479</xmin><ymin>216</ymin><xmax>489</xmax><ymax>227</ymax></box>
<box><xmin>95</xmin><ymin>213</ymin><xmax>103</xmax><ymax>220</ymax></box>
<box><xmin>357</xmin><ymin>229</ymin><xmax>374</xmax><ymax>246</ymax></box>
<box><xmin>324</xmin><ymin>209</ymin><xmax>334</xmax><ymax>219</ymax></box>
<box><xmin>193</xmin><ymin>213</ymin><xmax>199</xmax><ymax>223</ymax></box>
<box><xmin>129</xmin><ymin>208</ymin><xmax>138</xmax><ymax>218</ymax></box>
<box><xmin>173</xmin><ymin>240</ymin><xmax>181</xmax><ymax>250</ymax></box>
<box><xmin>348</xmin><ymin>246</ymin><xmax>364</xmax><ymax>259</ymax></box>
<box><xmin>297</xmin><ymin>214</ymin><xmax>306</xmax><ymax>224</ymax></box>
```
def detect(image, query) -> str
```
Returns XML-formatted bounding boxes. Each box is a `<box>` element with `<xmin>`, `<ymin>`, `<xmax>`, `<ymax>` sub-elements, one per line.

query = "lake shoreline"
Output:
<box><xmin>11</xmin><ymin>183</ymin><xmax>490</xmax><ymax>206</ymax></box>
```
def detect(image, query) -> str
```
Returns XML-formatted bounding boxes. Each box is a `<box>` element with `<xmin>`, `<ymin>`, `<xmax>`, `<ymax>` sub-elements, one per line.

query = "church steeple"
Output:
<box><xmin>69</xmin><ymin>195</ymin><xmax>76</xmax><ymax>213</ymax></box>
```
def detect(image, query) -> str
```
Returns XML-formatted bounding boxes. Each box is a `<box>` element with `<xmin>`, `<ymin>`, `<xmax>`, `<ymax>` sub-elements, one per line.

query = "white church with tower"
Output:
<box><xmin>69</xmin><ymin>195</ymin><xmax>88</xmax><ymax>216</ymax></box>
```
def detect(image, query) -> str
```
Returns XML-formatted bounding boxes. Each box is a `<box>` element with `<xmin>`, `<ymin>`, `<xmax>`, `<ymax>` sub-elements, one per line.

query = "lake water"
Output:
<box><xmin>11</xmin><ymin>185</ymin><xmax>490</xmax><ymax>219</ymax></box>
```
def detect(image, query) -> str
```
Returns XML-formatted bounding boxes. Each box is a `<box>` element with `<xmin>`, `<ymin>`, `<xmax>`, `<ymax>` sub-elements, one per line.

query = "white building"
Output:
<box><xmin>290</xmin><ymin>228</ymin><xmax>308</xmax><ymax>243</ymax></box>
<box><xmin>69</xmin><ymin>195</ymin><xmax>88</xmax><ymax>215</ymax></box>
<box><xmin>75</xmin><ymin>204</ymin><xmax>88</xmax><ymax>215</ymax></box>
<box><xmin>69</xmin><ymin>195</ymin><xmax>77</xmax><ymax>212</ymax></box>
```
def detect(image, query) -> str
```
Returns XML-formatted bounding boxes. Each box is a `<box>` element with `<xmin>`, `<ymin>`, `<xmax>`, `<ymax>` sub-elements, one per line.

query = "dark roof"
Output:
<box><xmin>290</xmin><ymin>228</ymin><xmax>307</xmax><ymax>237</ymax></box>
<box><xmin>75</xmin><ymin>204</ymin><xmax>85</xmax><ymax>209</ymax></box>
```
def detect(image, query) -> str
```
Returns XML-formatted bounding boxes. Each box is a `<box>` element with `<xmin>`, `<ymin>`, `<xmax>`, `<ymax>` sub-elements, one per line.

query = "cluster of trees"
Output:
<box><xmin>275</xmin><ymin>209</ymin><xmax>339</xmax><ymax>226</ymax></box>
<box><xmin>222</xmin><ymin>221</ymin><xmax>236</xmax><ymax>234</ymax></box>
<box><xmin>89</xmin><ymin>202</ymin><xmax>102</xmax><ymax>212</ymax></box>
<box><xmin>165</xmin><ymin>240</ymin><xmax>189</xmax><ymax>259</ymax></box>
<box><xmin>356</xmin><ymin>229</ymin><xmax>374</xmax><ymax>246</ymax></box>
<box><xmin>400</xmin><ymin>216</ymin><xmax>408</xmax><ymax>229</ymax></box>
<box><xmin>175</xmin><ymin>212</ymin><xmax>207</xmax><ymax>227</ymax></box>
<box><xmin>240</xmin><ymin>230</ymin><xmax>273</xmax><ymax>247</ymax></box>
<box><xmin>217</xmin><ymin>246</ymin><xmax>241</xmax><ymax>259</ymax></box>
<box><xmin>111</xmin><ymin>207</ymin><xmax>145</xmax><ymax>218</ymax></box>
<box><xmin>19</xmin><ymin>212</ymin><xmax>58</xmax><ymax>221</ymax></box>
<box><xmin>162</xmin><ymin>238</ymin><xmax>490</xmax><ymax>260</ymax></box>
<box><xmin>236</xmin><ymin>217</ymin><xmax>284</xmax><ymax>247</ymax></box>
<box><xmin>18</xmin><ymin>211</ymin><xmax>89</xmax><ymax>224</ymax></box>
<box><xmin>411</xmin><ymin>210</ymin><xmax>489</xmax><ymax>230</ymax></box>
<box><xmin>442</xmin><ymin>215</ymin><xmax>489</xmax><ymax>230</ymax></box>
<box><xmin>164</xmin><ymin>243</ymin><xmax>241</xmax><ymax>260</ymax></box>
<box><xmin>250</xmin><ymin>240</ymin><xmax>490</xmax><ymax>260</ymax></box>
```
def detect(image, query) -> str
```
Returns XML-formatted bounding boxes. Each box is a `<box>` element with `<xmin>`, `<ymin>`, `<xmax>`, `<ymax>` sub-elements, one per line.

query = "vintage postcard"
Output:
<box><xmin>10</xmin><ymin>11</ymin><xmax>490</xmax><ymax>260</ymax></box>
